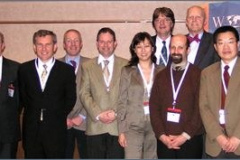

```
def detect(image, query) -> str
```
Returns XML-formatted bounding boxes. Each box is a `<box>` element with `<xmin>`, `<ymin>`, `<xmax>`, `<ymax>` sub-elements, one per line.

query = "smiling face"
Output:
<box><xmin>63</xmin><ymin>30</ymin><xmax>82</xmax><ymax>56</ymax></box>
<box><xmin>154</xmin><ymin>14</ymin><xmax>174</xmax><ymax>38</ymax></box>
<box><xmin>186</xmin><ymin>6</ymin><xmax>206</xmax><ymax>35</ymax></box>
<box><xmin>33</xmin><ymin>35</ymin><xmax>57</xmax><ymax>62</ymax></box>
<box><xmin>134</xmin><ymin>38</ymin><xmax>153</xmax><ymax>63</ymax></box>
<box><xmin>214</xmin><ymin>31</ymin><xmax>239</xmax><ymax>64</ymax></box>
<box><xmin>170</xmin><ymin>34</ymin><xmax>189</xmax><ymax>64</ymax></box>
<box><xmin>96</xmin><ymin>32</ymin><xmax>117</xmax><ymax>58</ymax></box>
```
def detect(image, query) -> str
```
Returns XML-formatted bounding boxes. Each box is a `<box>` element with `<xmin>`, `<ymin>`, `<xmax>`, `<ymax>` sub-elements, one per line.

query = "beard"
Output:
<box><xmin>171</xmin><ymin>53</ymin><xmax>183</xmax><ymax>64</ymax></box>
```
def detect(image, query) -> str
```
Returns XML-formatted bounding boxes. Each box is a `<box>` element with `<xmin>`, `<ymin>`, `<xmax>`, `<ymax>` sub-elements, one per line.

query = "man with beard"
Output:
<box><xmin>149</xmin><ymin>34</ymin><xmax>204</xmax><ymax>158</ymax></box>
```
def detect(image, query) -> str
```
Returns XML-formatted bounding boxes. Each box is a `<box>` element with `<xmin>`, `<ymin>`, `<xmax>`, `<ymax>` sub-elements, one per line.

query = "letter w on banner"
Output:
<box><xmin>208</xmin><ymin>1</ymin><xmax>240</xmax><ymax>50</ymax></box>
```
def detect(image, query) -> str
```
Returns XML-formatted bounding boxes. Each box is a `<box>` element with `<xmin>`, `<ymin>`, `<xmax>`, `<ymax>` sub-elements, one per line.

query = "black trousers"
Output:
<box><xmin>65</xmin><ymin>128</ymin><xmax>87</xmax><ymax>158</ymax></box>
<box><xmin>0</xmin><ymin>141</ymin><xmax>18</xmax><ymax>159</ymax></box>
<box><xmin>87</xmin><ymin>133</ymin><xmax>124</xmax><ymax>159</ymax></box>
<box><xmin>157</xmin><ymin>134</ymin><xmax>203</xmax><ymax>159</ymax></box>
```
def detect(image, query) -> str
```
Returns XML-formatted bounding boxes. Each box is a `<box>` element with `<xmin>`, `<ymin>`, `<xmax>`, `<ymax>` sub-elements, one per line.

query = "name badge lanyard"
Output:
<box><xmin>138</xmin><ymin>63</ymin><xmax>155</xmax><ymax>98</ymax></box>
<box><xmin>170</xmin><ymin>62</ymin><xmax>190</xmax><ymax>109</ymax></box>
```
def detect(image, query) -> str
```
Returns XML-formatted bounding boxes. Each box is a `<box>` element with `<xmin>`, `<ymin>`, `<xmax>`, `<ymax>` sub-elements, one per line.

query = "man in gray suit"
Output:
<box><xmin>186</xmin><ymin>5</ymin><xmax>220</xmax><ymax>70</ymax></box>
<box><xmin>80</xmin><ymin>27</ymin><xmax>128</xmax><ymax>158</ymax></box>
<box><xmin>0</xmin><ymin>32</ymin><xmax>20</xmax><ymax>158</ymax></box>
<box><xmin>59</xmin><ymin>29</ymin><xmax>89</xmax><ymax>159</ymax></box>
<box><xmin>200</xmin><ymin>26</ymin><xmax>240</xmax><ymax>158</ymax></box>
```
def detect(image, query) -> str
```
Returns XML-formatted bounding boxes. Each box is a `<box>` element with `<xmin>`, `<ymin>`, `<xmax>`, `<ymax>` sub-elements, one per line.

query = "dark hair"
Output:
<box><xmin>96</xmin><ymin>27</ymin><xmax>116</xmax><ymax>41</ymax></box>
<box><xmin>152</xmin><ymin>7</ymin><xmax>175</xmax><ymax>32</ymax></box>
<box><xmin>213</xmin><ymin>25</ymin><xmax>239</xmax><ymax>44</ymax></box>
<box><xmin>128</xmin><ymin>32</ymin><xmax>156</xmax><ymax>66</ymax></box>
<box><xmin>33</xmin><ymin>30</ymin><xmax>57</xmax><ymax>44</ymax></box>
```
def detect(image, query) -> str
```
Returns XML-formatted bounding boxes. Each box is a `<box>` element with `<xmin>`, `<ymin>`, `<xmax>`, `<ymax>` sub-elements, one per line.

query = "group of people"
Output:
<box><xmin>1</xmin><ymin>4</ymin><xmax>240</xmax><ymax>160</ymax></box>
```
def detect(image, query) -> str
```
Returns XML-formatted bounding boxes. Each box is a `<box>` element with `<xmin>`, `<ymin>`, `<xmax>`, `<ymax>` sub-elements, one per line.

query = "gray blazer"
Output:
<box><xmin>80</xmin><ymin>55</ymin><xmax>128</xmax><ymax>136</ymax></box>
<box><xmin>117</xmin><ymin>65</ymin><xmax>164</xmax><ymax>133</ymax></box>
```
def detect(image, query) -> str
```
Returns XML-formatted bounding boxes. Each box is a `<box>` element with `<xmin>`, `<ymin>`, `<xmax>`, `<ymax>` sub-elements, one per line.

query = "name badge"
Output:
<box><xmin>167</xmin><ymin>107</ymin><xmax>181</xmax><ymax>123</ymax></box>
<box><xmin>8</xmin><ymin>83</ymin><xmax>15</xmax><ymax>97</ymax></box>
<box><xmin>143</xmin><ymin>101</ymin><xmax>149</xmax><ymax>115</ymax></box>
<box><xmin>219</xmin><ymin>109</ymin><xmax>225</xmax><ymax>124</ymax></box>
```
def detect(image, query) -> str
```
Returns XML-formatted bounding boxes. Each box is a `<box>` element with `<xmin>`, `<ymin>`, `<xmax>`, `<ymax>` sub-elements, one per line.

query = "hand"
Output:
<box><xmin>66</xmin><ymin>118</ymin><xmax>74</xmax><ymax>128</ymax></box>
<box><xmin>225</xmin><ymin>136</ymin><xmax>240</xmax><ymax>152</ymax></box>
<box><xmin>118</xmin><ymin>133</ymin><xmax>127</xmax><ymax>148</ymax></box>
<box><xmin>72</xmin><ymin>115</ymin><xmax>83</xmax><ymax>126</ymax></box>
<box><xmin>99</xmin><ymin>110</ymin><xmax>116</xmax><ymax>124</ymax></box>
<box><xmin>169</xmin><ymin>134</ymin><xmax>187</xmax><ymax>149</ymax></box>
<box><xmin>216</xmin><ymin>134</ymin><xmax>229</xmax><ymax>151</ymax></box>
<box><xmin>160</xmin><ymin>134</ymin><xmax>176</xmax><ymax>149</ymax></box>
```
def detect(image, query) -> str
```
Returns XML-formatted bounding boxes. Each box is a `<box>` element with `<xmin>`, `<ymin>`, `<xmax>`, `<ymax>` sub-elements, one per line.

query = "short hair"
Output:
<box><xmin>128</xmin><ymin>32</ymin><xmax>156</xmax><ymax>66</ymax></box>
<box><xmin>33</xmin><ymin>29</ymin><xmax>57</xmax><ymax>44</ymax></box>
<box><xmin>0</xmin><ymin>32</ymin><xmax>4</xmax><ymax>43</ymax></box>
<box><xmin>152</xmin><ymin>7</ymin><xmax>175</xmax><ymax>32</ymax></box>
<box><xmin>213</xmin><ymin>25</ymin><xmax>239</xmax><ymax>44</ymax></box>
<box><xmin>96</xmin><ymin>27</ymin><xmax>116</xmax><ymax>41</ymax></box>
<box><xmin>186</xmin><ymin>5</ymin><xmax>206</xmax><ymax>20</ymax></box>
<box><xmin>63</xmin><ymin>29</ymin><xmax>82</xmax><ymax>42</ymax></box>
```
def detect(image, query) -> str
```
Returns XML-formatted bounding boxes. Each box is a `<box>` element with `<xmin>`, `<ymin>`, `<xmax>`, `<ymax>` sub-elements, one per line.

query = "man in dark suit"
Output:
<box><xmin>18</xmin><ymin>30</ymin><xmax>76</xmax><ymax>158</ymax></box>
<box><xmin>151</xmin><ymin>7</ymin><xmax>175</xmax><ymax>66</ymax></box>
<box><xmin>0</xmin><ymin>32</ymin><xmax>20</xmax><ymax>158</ymax></box>
<box><xmin>186</xmin><ymin>5</ymin><xmax>220</xmax><ymax>70</ymax></box>
<box><xmin>59</xmin><ymin>29</ymin><xmax>89</xmax><ymax>159</ymax></box>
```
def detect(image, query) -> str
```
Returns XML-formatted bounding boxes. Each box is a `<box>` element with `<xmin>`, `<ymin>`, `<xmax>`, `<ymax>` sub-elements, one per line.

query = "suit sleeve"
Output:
<box><xmin>117</xmin><ymin>67</ymin><xmax>130</xmax><ymax>134</ymax></box>
<box><xmin>64</xmin><ymin>67</ymin><xmax>77</xmax><ymax>115</ymax></box>
<box><xmin>149</xmin><ymin>73</ymin><xmax>165</xmax><ymax>139</ymax></box>
<box><xmin>199</xmin><ymin>71</ymin><xmax>223</xmax><ymax>141</ymax></box>
<box><xmin>79</xmin><ymin>64</ymin><xmax>102</xmax><ymax>122</ymax></box>
<box><xmin>182</xmin><ymin>69</ymin><xmax>203</xmax><ymax>137</ymax></box>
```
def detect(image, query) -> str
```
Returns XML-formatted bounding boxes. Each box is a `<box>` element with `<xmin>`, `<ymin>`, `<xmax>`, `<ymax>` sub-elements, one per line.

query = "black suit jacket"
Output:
<box><xmin>0</xmin><ymin>57</ymin><xmax>20</xmax><ymax>143</ymax></box>
<box><xmin>18</xmin><ymin>59</ymin><xmax>76</xmax><ymax>149</ymax></box>
<box><xmin>188</xmin><ymin>31</ymin><xmax>220</xmax><ymax>70</ymax></box>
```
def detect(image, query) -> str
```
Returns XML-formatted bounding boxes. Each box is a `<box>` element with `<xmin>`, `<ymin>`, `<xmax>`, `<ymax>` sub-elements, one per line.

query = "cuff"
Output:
<box><xmin>182</xmin><ymin>132</ymin><xmax>191</xmax><ymax>140</ymax></box>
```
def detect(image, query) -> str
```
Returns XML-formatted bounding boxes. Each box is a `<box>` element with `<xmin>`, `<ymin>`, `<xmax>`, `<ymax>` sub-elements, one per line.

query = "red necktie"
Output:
<box><xmin>188</xmin><ymin>34</ymin><xmax>200</xmax><ymax>43</ymax></box>
<box><xmin>223</xmin><ymin>65</ymin><xmax>230</xmax><ymax>88</ymax></box>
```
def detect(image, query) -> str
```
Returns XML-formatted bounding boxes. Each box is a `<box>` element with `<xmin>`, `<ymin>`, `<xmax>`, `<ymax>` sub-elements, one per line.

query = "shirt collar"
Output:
<box><xmin>98</xmin><ymin>54</ymin><xmax>114</xmax><ymax>65</ymax></box>
<box><xmin>189</xmin><ymin>31</ymin><xmax>203</xmax><ymax>40</ymax></box>
<box><xmin>221</xmin><ymin>56</ymin><xmax>238</xmax><ymax>76</ymax></box>
<box><xmin>37</xmin><ymin>57</ymin><xmax>55</xmax><ymax>69</ymax></box>
<box><xmin>65</xmin><ymin>54</ymin><xmax>80</xmax><ymax>64</ymax></box>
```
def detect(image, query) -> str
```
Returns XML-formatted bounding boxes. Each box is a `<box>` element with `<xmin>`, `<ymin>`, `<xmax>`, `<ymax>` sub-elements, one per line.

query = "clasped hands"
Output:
<box><xmin>217</xmin><ymin>134</ymin><xmax>240</xmax><ymax>153</ymax></box>
<box><xmin>67</xmin><ymin>116</ymin><xmax>84</xmax><ymax>128</ymax></box>
<box><xmin>160</xmin><ymin>134</ymin><xmax>187</xmax><ymax>149</ymax></box>
<box><xmin>98</xmin><ymin>109</ymin><xmax>117</xmax><ymax>124</ymax></box>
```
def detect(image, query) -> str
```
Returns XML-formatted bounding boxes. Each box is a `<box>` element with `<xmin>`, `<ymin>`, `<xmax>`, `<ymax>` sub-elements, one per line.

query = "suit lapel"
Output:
<box><xmin>131</xmin><ymin>66</ymin><xmax>143</xmax><ymax>86</ymax></box>
<box><xmin>225</xmin><ymin>58</ymin><xmax>240</xmax><ymax>107</ymax></box>
<box><xmin>194</xmin><ymin>32</ymin><xmax>210</xmax><ymax>66</ymax></box>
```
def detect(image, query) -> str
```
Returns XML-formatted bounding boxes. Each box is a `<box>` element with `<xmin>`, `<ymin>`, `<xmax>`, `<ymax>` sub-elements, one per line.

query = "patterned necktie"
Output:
<box><xmin>188</xmin><ymin>34</ymin><xmax>200</xmax><ymax>43</ymax></box>
<box><xmin>223</xmin><ymin>65</ymin><xmax>230</xmax><ymax>88</ymax></box>
<box><xmin>103</xmin><ymin>60</ymin><xmax>110</xmax><ymax>82</ymax></box>
<box><xmin>41</xmin><ymin>64</ymin><xmax>48</xmax><ymax>84</ymax></box>
<box><xmin>70</xmin><ymin>60</ymin><xmax>77</xmax><ymax>71</ymax></box>
<box><xmin>161</xmin><ymin>41</ymin><xmax>167</xmax><ymax>65</ymax></box>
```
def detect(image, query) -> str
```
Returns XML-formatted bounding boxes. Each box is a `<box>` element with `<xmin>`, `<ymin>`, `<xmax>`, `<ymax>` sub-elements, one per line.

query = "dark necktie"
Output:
<box><xmin>188</xmin><ymin>34</ymin><xmax>200</xmax><ymax>43</ymax></box>
<box><xmin>70</xmin><ymin>60</ymin><xmax>77</xmax><ymax>71</ymax></box>
<box><xmin>223</xmin><ymin>65</ymin><xmax>230</xmax><ymax>88</ymax></box>
<box><xmin>161</xmin><ymin>41</ymin><xmax>167</xmax><ymax>65</ymax></box>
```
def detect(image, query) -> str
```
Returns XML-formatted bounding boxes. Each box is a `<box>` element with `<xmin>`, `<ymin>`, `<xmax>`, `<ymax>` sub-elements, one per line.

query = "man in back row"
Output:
<box><xmin>59</xmin><ymin>29</ymin><xmax>89</xmax><ymax>159</ymax></box>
